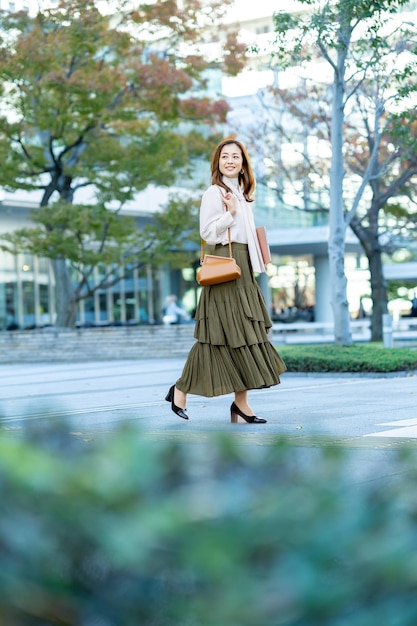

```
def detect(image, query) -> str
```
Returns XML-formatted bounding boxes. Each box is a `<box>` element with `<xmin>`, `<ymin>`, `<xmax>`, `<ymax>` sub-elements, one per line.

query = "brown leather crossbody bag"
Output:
<box><xmin>196</xmin><ymin>202</ymin><xmax>241</xmax><ymax>286</ymax></box>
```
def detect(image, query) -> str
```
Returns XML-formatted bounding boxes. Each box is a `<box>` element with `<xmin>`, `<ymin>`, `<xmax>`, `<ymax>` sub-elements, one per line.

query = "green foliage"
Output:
<box><xmin>387</xmin><ymin>279</ymin><xmax>417</xmax><ymax>301</ymax></box>
<box><xmin>277</xmin><ymin>343</ymin><xmax>417</xmax><ymax>373</ymax></box>
<box><xmin>0</xmin><ymin>422</ymin><xmax>417</xmax><ymax>625</ymax></box>
<box><xmin>1</xmin><ymin>200</ymin><xmax>137</xmax><ymax>261</ymax></box>
<box><xmin>144</xmin><ymin>193</ymin><xmax>200</xmax><ymax>269</ymax></box>
<box><xmin>272</xmin><ymin>11</ymin><xmax>312</xmax><ymax>67</ymax></box>
<box><xmin>272</xmin><ymin>0</ymin><xmax>411</xmax><ymax>68</ymax></box>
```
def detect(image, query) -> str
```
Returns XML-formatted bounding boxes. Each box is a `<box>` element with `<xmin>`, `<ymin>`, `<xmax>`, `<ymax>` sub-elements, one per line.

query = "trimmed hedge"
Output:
<box><xmin>0</xmin><ymin>424</ymin><xmax>417</xmax><ymax>625</ymax></box>
<box><xmin>277</xmin><ymin>343</ymin><xmax>417</xmax><ymax>373</ymax></box>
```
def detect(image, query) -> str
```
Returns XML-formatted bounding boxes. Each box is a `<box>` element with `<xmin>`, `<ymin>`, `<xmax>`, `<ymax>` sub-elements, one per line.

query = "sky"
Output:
<box><xmin>225</xmin><ymin>0</ymin><xmax>301</xmax><ymax>22</ymax></box>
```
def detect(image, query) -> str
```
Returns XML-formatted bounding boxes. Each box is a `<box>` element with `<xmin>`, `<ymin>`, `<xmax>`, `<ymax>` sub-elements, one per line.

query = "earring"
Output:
<box><xmin>240</xmin><ymin>168</ymin><xmax>244</xmax><ymax>175</ymax></box>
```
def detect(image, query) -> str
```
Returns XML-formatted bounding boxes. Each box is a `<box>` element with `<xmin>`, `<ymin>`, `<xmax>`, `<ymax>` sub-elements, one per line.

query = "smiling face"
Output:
<box><xmin>218</xmin><ymin>143</ymin><xmax>243</xmax><ymax>179</ymax></box>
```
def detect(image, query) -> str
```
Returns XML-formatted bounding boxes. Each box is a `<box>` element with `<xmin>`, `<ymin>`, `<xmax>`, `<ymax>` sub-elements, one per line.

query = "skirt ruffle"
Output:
<box><xmin>176</xmin><ymin>243</ymin><xmax>286</xmax><ymax>397</ymax></box>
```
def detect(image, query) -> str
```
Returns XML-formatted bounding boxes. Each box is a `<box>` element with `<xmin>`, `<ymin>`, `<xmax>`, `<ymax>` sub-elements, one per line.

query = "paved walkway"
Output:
<box><xmin>1</xmin><ymin>359</ymin><xmax>416</xmax><ymax>482</ymax></box>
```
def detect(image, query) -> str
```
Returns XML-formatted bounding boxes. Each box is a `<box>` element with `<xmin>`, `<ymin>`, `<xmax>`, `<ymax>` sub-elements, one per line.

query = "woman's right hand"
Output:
<box><xmin>223</xmin><ymin>192</ymin><xmax>237</xmax><ymax>216</ymax></box>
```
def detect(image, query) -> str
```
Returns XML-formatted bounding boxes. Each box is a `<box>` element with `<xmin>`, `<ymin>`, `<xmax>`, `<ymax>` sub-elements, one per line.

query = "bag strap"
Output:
<box><xmin>200</xmin><ymin>227</ymin><xmax>232</xmax><ymax>263</ymax></box>
<box><xmin>200</xmin><ymin>188</ymin><xmax>233</xmax><ymax>264</ymax></box>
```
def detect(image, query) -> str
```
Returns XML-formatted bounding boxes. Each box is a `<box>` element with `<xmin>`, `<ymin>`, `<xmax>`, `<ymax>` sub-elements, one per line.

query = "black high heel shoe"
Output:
<box><xmin>165</xmin><ymin>385</ymin><xmax>189</xmax><ymax>420</ymax></box>
<box><xmin>230</xmin><ymin>401</ymin><xmax>267</xmax><ymax>424</ymax></box>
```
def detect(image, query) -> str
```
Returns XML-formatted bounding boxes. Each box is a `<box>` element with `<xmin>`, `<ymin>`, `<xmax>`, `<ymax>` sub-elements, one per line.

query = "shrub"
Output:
<box><xmin>277</xmin><ymin>343</ymin><xmax>417</xmax><ymax>373</ymax></box>
<box><xmin>0</xmin><ymin>422</ymin><xmax>417</xmax><ymax>625</ymax></box>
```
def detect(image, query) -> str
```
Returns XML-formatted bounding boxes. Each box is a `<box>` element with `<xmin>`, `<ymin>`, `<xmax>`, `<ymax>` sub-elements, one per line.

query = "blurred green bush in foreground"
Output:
<box><xmin>1</xmin><ymin>423</ymin><xmax>417</xmax><ymax>625</ymax></box>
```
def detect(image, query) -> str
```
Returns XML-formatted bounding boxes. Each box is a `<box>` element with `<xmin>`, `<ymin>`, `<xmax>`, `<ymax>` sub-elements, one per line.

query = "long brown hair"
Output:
<box><xmin>210</xmin><ymin>137</ymin><xmax>255</xmax><ymax>202</ymax></box>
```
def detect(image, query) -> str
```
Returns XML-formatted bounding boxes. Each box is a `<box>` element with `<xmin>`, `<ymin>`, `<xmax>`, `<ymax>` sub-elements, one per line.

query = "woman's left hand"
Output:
<box><xmin>223</xmin><ymin>192</ymin><xmax>237</xmax><ymax>216</ymax></box>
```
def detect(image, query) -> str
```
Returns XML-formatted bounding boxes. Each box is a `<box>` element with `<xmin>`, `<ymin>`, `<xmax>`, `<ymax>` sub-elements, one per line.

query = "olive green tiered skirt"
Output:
<box><xmin>176</xmin><ymin>243</ymin><xmax>286</xmax><ymax>397</ymax></box>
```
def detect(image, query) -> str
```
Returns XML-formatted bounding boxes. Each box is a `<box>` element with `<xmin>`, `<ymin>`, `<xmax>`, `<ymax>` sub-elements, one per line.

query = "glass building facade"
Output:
<box><xmin>0</xmin><ymin>250</ymin><xmax>52</xmax><ymax>330</ymax></box>
<box><xmin>0</xmin><ymin>245</ymin><xmax>169</xmax><ymax>330</ymax></box>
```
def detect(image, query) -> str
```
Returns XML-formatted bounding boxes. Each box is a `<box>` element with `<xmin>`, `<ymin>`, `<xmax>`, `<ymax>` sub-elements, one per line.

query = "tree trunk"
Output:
<box><xmin>328</xmin><ymin>40</ymin><xmax>352</xmax><ymax>345</ymax></box>
<box><xmin>52</xmin><ymin>257</ymin><xmax>77</xmax><ymax>328</ymax></box>
<box><xmin>350</xmin><ymin>191</ymin><xmax>388</xmax><ymax>342</ymax></box>
<box><xmin>44</xmin><ymin>178</ymin><xmax>77</xmax><ymax>328</ymax></box>
<box><xmin>368</xmin><ymin>249</ymin><xmax>388</xmax><ymax>342</ymax></box>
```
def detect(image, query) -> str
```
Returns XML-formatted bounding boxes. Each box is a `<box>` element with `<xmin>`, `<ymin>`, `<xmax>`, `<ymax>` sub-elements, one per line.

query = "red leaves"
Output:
<box><xmin>223</xmin><ymin>32</ymin><xmax>247</xmax><ymax>77</ymax></box>
<box><xmin>178</xmin><ymin>97</ymin><xmax>229</xmax><ymax>122</ymax></box>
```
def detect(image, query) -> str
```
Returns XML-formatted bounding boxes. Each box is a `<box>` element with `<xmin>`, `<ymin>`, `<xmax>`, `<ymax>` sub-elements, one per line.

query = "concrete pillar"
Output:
<box><xmin>313</xmin><ymin>255</ymin><xmax>333</xmax><ymax>323</ymax></box>
<box><xmin>159</xmin><ymin>263</ymin><xmax>172</xmax><ymax>303</ymax></box>
<box><xmin>383</xmin><ymin>314</ymin><xmax>393</xmax><ymax>348</ymax></box>
<box><xmin>257</xmin><ymin>272</ymin><xmax>272</xmax><ymax>316</ymax></box>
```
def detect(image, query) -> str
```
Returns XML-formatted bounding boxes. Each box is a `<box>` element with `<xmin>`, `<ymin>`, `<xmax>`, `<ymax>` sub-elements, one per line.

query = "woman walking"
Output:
<box><xmin>166</xmin><ymin>137</ymin><xmax>286</xmax><ymax>424</ymax></box>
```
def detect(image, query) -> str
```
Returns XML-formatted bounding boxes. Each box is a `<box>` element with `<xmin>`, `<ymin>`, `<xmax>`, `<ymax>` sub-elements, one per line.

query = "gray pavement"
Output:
<box><xmin>1</xmin><ymin>358</ymin><xmax>417</xmax><ymax>483</ymax></box>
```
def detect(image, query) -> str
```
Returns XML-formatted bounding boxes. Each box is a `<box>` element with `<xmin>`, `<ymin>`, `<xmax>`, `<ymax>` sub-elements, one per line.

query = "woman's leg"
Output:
<box><xmin>166</xmin><ymin>385</ymin><xmax>188</xmax><ymax>420</ymax></box>
<box><xmin>174</xmin><ymin>386</ymin><xmax>187</xmax><ymax>409</ymax></box>
<box><xmin>234</xmin><ymin>390</ymin><xmax>255</xmax><ymax>416</ymax></box>
<box><xmin>232</xmin><ymin>390</ymin><xmax>266</xmax><ymax>423</ymax></box>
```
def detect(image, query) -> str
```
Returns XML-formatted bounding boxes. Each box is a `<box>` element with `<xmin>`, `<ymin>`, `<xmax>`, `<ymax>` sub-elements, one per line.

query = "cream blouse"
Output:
<box><xmin>199</xmin><ymin>176</ymin><xmax>265</xmax><ymax>273</ymax></box>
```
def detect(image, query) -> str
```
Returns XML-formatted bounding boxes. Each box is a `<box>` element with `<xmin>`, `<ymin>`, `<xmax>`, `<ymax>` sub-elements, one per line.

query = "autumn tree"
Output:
<box><xmin>272</xmin><ymin>0</ymin><xmax>410</xmax><ymax>344</ymax></box>
<box><xmin>346</xmin><ymin>84</ymin><xmax>417</xmax><ymax>340</ymax></box>
<box><xmin>242</xmin><ymin>78</ymin><xmax>330</xmax><ymax>216</ymax></box>
<box><xmin>0</xmin><ymin>0</ymin><xmax>245</xmax><ymax>327</ymax></box>
<box><xmin>244</xmin><ymin>20</ymin><xmax>417</xmax><ymax>341</ymax></box>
